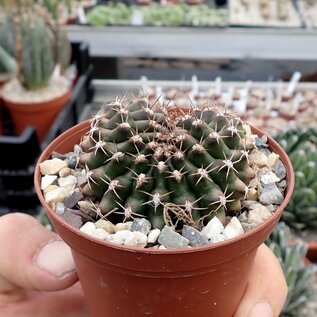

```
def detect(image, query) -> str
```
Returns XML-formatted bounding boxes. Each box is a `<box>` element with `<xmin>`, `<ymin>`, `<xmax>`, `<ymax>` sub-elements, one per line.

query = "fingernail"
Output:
<box><xmin>248</xmin><ymin>302</ymin><xmax>274</xmax><ymax>317</ymax></box>
<box><xmin>35</xmin><ymin>240</ymin><xmax>76</xmax><ymax>278</ymax></box>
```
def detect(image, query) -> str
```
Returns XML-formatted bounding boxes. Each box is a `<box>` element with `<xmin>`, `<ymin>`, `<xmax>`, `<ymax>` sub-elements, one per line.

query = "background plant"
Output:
<box><xmin>0</xmin><ymin>0</ymin><xmax>71</xmax><ymax>90</ymax></box>
<box><xmin>0</xmin><ymin>46</ymin><xmax>17</xmax><ymax>76</ymax></box>
<box><xmin>266</xmin><ymin>222</ymin><xmax>317</xmax><ymax>316</ymax></box>
<box><xmin>275</xmin><ymin>128</ymin><xmax>317</xmax><ymax>230</ymax></box>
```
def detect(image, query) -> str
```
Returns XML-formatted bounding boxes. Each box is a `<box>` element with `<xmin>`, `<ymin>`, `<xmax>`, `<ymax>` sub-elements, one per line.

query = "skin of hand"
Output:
<box><xmin>0</xmin><ymin>213</ymin><xmax>287</xmax><ymax>317</ymax></box>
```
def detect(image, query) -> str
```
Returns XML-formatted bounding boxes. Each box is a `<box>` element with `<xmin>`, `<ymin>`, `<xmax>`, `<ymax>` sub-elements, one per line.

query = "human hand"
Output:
<box><xmin>0</xmin><ymin>213</ymin><xmax>88</xmax><ymax>317</ymax></box>
<box><xmin>0</xmin><ymin>213</ymin><xmax>287</xmax><ymax>317</ymax></box>
<box><xmin>234</xmin><ymin>243</ymin><xmax>288</xmax><ymax>317</ymax></box>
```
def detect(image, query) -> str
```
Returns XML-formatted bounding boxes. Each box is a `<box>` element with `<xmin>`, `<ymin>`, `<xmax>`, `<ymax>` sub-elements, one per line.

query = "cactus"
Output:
<box><xmin>277</xmin><ymin>0</ymin><xmax>288</xmax><ymax>20</ymax></box>
<box><xmin>32</xmin><ymin>0</ymin><xmax>77</xmax><ymax>24</ymax></box>
<box><xmin>275</xmin><ymin>128</ymin><xmax>317</xmax><ymax>230</ymax></box>
<box><xmin>0</xmin><ymin>46</ymin><xmax>17</xmax><ymax>75</ymax></box>
<box><xmin>266</xmin><ymin>222</ymin><xmax>317</xmax><ymax>317</ymax></box>
<box><xmin>78</xmin><ymin>98</ymin><xmax>257</xmax><ymax>229</ymax></box>
<box><xmin>0</xmin><ymin>1</ymin><xmax>71</xmax><ymax>90</ymax></box>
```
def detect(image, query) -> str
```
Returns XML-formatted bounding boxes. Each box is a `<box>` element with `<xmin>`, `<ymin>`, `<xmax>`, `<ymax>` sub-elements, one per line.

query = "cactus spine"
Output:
<box><xmin>78</xmin><ymin>98</ymin><xmax>256</xmax><ymax>229</ymax></box>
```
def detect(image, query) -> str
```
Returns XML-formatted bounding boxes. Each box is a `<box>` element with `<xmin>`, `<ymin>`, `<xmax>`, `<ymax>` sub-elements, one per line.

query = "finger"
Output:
<box><xmin>234</xmin><ymin>243</ymin><xmax>287</xmax><ymax>317</ymax></box>
<box><xmin>0</xmin><ymin>213</ymin><xmax>77</xmax><ymax>292</ymax></box>
<box><xmin>1</xmin><ymin>282</ymin><xmax>89</xmax><ymax>317</ymax></box>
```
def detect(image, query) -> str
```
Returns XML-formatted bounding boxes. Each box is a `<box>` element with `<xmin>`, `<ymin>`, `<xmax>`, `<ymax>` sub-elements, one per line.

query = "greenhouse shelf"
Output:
<box><xmin>68</xmin><ymin>25</ymin><xmax>317</xmax><ymax>60</ymax></box>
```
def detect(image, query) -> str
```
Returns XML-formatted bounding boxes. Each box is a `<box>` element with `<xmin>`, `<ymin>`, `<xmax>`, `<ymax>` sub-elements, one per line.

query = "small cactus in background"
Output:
<box><xmin>32</xmin><ymin>0</ymin><xmax>78</xmax><ymax>25</ymax></box>
<box><xmin>266</xmin><ymin>222</ymin><xmax>317</xmax><ymax>317</ymax></box>
<box><xmin>0</xmin><ymin>1</ymin><xmax>71</xmax><ymax>90</ymax></box>
<box><xmin>275</xmin><ymin>129</ymin><xmax>317</xmax><ymax>230</ymax></box>
<box><xmin>0</xmin><ymin>46</ymin><xmax>17</xmax><ymax>76</ymax></box>
<box><xmin>277</xmin><ymin>0</ymin><xmax>289</xmax><ymax>20</ymax></box>
<box><xmin>78</xmin><ymin>97</ymin><xmax>256</xmax><ymax>229</ymax></box>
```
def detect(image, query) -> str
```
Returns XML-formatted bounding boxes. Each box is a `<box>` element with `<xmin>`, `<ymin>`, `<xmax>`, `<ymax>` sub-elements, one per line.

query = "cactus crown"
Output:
<box><xmin>275</xmin><ymin>128</ymin><xmax>317</xmax><ymax>230</ymax></box>
<box><xmin>78</xmin><ymin>97</ymin><xmax>256</xmax><ymax>229</ymax></box>
<box><xmin>0</xmin><ymin>1</ymin><xmax>71</xmax><ymax>90</ymax></box>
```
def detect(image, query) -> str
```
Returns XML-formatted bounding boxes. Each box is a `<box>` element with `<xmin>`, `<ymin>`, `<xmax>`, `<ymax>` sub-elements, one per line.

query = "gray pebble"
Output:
<box><xmin>266</xmin><ymin>204</ymin><xmax>278</xmax><ymax>212</ymax></box>
<box><xmin>241</xmin><ymin>200</ymin><xmax>257</xmax><ymax>209</ymax></box>
<box><xmin>64</xmin><ymin>189</ymin><xmax>83</xmax><ymax>208</ymax></box>
<box><xmin>51</xmin><ymin>151</ymin><xmax>68</xmax><ymax>160</ymax></box>
<box><xmin>273</xmin><ymin>159</ymin><xmax>286</xmax><ymax>180</ymax></box>
<box><xmin>182</xmin><ymin>225</ymin><xmax>208</xmax><ymax>247</ymax></box>
<box><xmin>66</xmin><ymin>208</ymin><xmax>92</xmax><ymax>222</ymax></box>
<box><xmin>158</xmin><ymin>226</ymin><xmax>189</xmax><ymax>249</ymax></box>
<box><xmin>67</xmin><ymin>154</ymin><xmax>78</xmax><ymax>169</ymax></box>
<box><xmin>277</xmin><ymin>180</ymin><xmax>287</xmax><ymax>189</ymax></box>
<box><xmin>259</xmin><ymin>183</ymin><xmax>284</xmax><ymax>205</ymax></box>
<box><xmin>55</xmin><ymin>202</ymin><xmax>65</xmax><ymax>215</ymax></box>
<box><xmin>259</xmin><ymin>148</ymin><xmax>271</xmax><ymax>156</ymax></box>
<box><xmin>238</xmin><ymin>212</ymin><xmax>248</xmax><ymax>223</ymax></box>
<box><xmin>255</xmin><ymin>136</ymin><xmax>269</xmax><ymax>148</ymax></box>
<box><xmin>131</xmin><ymin>218</ymin><xmax>152</xmax><ymax>235</ymax></box>
<box><xmin>60</xmin><ymin>209</ymin><xmax>83</xmax><ymax>229</ymax></box>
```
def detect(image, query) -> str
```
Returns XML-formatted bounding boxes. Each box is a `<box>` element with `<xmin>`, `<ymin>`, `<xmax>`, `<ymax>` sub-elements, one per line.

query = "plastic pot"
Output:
<box><xmin>3</xmin><ymin>88</ymin><xmax>71</xmax><ymax>142</ymax></box>
<box><xmin>34</xmin><ymin>120</ymin><xmax>294</xmax><ymax>317</ymax></box>
<box><xmin>306</xmin><ymin>242</ymin><xmax>317</xmax><ymax>263</ymax></box>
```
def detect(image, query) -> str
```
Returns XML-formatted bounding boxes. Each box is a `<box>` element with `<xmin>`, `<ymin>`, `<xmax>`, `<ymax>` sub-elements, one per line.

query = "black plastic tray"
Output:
<box><xmin>0</xmin><ymin>41</ymin><xmax>94</xmax><ymax>215</ymax></box>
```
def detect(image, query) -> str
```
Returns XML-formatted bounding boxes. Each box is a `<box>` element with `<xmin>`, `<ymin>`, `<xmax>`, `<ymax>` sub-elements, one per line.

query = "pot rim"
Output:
<box><xmin>34</xmin><ymin>119</ymin><xmax>295</xmax><ymax>255</ymax></box>
<box><xmin>2</xmin><ymin>83</ymin><xmax>72</xmax><ymax>108</ymax></box>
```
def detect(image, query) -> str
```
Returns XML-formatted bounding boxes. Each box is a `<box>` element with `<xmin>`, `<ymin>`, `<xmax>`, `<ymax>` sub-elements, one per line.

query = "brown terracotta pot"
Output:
<box><xmin>0</xmin><ymin>100</ymin><xmax>3</xmax><ymax>135</ymax></box>
<box><xmin>0</xmin><ymin>88</ymin><xmax>3</xmax><ymax>136</ymax></box>
<box><xmin>3</xmin><ymin>88</ymin><xmax>71</xmax><ymax>142</ymax></box>
<box><xmin>0</xmin><ymin>77</ymin><xmax>11</xmax><ymax>135</ymax></box>
<box><xmin>306</xmin><ymin>242</ymin><xmax>317</xmax><ymax>263</ymax></box>
<box><xmin>34</xmin><ymin>120</ymin><xmax>294</xmax><ymax>317</ymax></box>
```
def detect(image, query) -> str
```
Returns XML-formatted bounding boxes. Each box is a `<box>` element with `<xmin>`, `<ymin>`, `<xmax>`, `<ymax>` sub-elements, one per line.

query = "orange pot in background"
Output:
<box><xmin>3</xmin><ymin>89</ymin><xmax>71</xmax><ymax>142</ymax></box>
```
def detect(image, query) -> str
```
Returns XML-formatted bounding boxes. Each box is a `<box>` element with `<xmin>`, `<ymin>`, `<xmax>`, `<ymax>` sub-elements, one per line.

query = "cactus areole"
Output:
<box><xmin>78</xmin><ymin>98</ymin><xmax>257</xmax><ymax>230</ymax></box>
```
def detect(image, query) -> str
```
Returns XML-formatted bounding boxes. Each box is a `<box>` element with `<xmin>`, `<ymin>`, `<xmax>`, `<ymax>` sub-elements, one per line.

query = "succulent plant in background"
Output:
<box><xmin>275</xmin><ymin>128</ymin><xmax>317</xmax><ymax>230</ymax></box>
<box><xmin>32</xmin><ymin>0</ymin><xmax>79</xmax><ymax>25</ymax></box>
<box><xmin>0</xmin><ymin>1</ymin><xmax>71</xmax><ymax>90</ymax></box>
<box><xmin>266</xmin><ymin>222</ymin><xmax>317</xmax><ymax>317</ymax></box>
<box><xmin>0</xmin><ymin>46</ymin><xmax>17</xmax><ymax>81</ymax></box>
<box><xmin>77</xmin><ymin>97</ymin><xmax>257</xmax><ymax>229</ymax></box>
<box><xmin>0</xmin><ymin>0</ymin><xmax>72</xmax><ymax>140</ymax></box>
<box><xmin>86</xmin><ymin>2</ymin><xmax>228</xmax><ymax>27</ymax></box>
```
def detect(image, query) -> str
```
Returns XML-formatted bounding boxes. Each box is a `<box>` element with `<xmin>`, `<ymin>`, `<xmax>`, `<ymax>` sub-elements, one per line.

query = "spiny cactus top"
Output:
<box><xmin>275</xmin><ymin>128</ymin><xmax>317</xmax><ymax>230</ymax></box>
<box><xmin>79</xmin><ymin>97</ymin><xmax>256</xmax><ymax>229</ymax></box>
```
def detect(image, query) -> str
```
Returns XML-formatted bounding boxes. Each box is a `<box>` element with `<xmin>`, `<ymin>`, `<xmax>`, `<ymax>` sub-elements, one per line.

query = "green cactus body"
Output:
<box><xmin>79</xmin><ymin>98</ymin><xmax>256</xmax><ymax>229</ymax></box>
<box><xmin>275</xmin><ymin>129</ymin><xmax>317</xmax><ymax>230</ymax></box>
<box><xmin>277</xmin><ymin>0</ymin><xmax>288</xmax><ymax>20</ymax></box>
<box><xmin>0</xmin><ymin>46</ymin><xmax>17</xmax><ymax>74</ymax></box>
<box><xmin>21</xmin><ymin>14</ymin><xmax>55</xmax><ymax>90</ymax></box>
<box><xmin>55</xmin><ymin>27</ymin><xmax>71</xmax><ymax>73</ymax></box>
<box><xmin>0</xmin><ymin>12</ymin><xmax>54</xmax><ymax>89</ymax></box>
<box><xmin>0</xmin><ymin>3</ymin><xmax>71</xmax><ymax>90</ymax></box>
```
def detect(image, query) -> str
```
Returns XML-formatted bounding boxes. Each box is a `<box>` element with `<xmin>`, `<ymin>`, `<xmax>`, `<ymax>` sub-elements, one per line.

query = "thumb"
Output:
<box><xmin>234</xmin><ymin>243</ymin><xmax>288</xmax><ymax>317</ymax></box>
<box><xmin>0</xmin><ymin>213</ymin><xmax>77</xmax><ymax>292</ymax></box>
